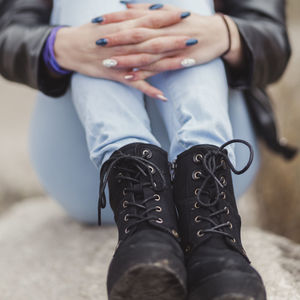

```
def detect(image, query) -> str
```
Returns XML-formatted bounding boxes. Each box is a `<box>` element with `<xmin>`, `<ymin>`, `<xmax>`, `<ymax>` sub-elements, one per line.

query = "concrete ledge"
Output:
<box><xmin>0</xmin><ymin>198</ymin><xmax>299</xmax><ymax>300</ymax></box>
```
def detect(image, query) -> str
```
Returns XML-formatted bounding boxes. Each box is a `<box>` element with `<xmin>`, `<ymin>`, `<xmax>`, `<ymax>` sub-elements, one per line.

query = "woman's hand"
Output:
<box><xmin>54</xmin><ymin>9</ymin><xmax>190</xmax><ymax>100</ymax></box>
<box><xmin>103</xmin><ymin>3</ymin><xmax>244</xmax><ymax>81</ymax></box>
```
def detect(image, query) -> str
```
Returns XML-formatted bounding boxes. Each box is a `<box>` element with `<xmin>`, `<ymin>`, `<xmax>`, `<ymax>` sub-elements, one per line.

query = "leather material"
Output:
<box><xmin>0</xmin><ymin>0</ymin><xmax>297</xmax><ymax>158</ymax></box>
<box><xmin>173</xmin><ymin>144</ymin><xmax>267</xmax><ymax>300</ymax></box>
<box><xmin>102</xmin><ymin>143</ymin><xmax>186</xmax><ymax>299</ymax></box>
<box><xmin>0</xmin><ymin>0</ymin><xmax>71</xmax><ymax>97</ymax></box>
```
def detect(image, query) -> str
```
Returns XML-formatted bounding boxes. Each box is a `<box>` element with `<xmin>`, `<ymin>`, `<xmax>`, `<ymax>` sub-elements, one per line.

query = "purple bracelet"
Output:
<box><xmin>43</xmin><ymin>26</ymin><xmax>72</xmax><ymax>76</ymax></box>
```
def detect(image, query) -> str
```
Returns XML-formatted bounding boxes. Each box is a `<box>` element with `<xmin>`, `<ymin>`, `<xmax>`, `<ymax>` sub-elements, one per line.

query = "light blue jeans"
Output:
<box><xmin>29</xmin><ymin>0</ymin><xmax>260</xmax><ymax>224</ymax></box>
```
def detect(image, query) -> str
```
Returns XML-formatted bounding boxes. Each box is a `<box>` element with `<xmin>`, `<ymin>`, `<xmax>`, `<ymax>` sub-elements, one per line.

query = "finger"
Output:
<box><xmin>97</xmin><ymin>28</ymin><xmax>156</xmax><ymax>47</ymax></box>
<box><xmin>92</xmin><ymin>9</ymin><xmax>148</xmax><ymax>24</ymax></box>
<box><xmin>138</xmin><ymin>36</ymin><xmax>198</xmax><ymax>54</ymax></box>
<box><xmin>124</xmin><ymin>70</ymin><xmax>158</xmax><ymax>81</ymax></box>
<box><xmin>139</xmin><ymin>56</ymin><xmax>197</xmax><ymax>72</ymax></box>
<box><xmin>105</xmin><ymin>53</ymin><xmax>164</xmax><ymax>69</ymax></box>
<box><xmin>136</xmin><ymin>10</ymin><xmax>191</xmax><ymax>29</ymax></box>
<box><xmin>127</xmin><ymin>80</ymin><xmax>167</xmax><ymax>101</ymax></box>
<box><xmin>126</xmin><ymin>3</ymin><xmax>180</xmax><ymax>11</ymax></box>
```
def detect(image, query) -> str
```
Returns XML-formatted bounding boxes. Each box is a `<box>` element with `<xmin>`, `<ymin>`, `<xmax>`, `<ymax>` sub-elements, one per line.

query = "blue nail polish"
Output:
<box><xmin>91</xmin><ymin>16</ymin><xmax>103</xmax><ymax>23</ymax></box>
<box><xmin>120</xmin><ymin>0</ymin><xmax>132</xmax><ymax>4</ymax></box>
<box><xmin>96</xmin><ymin>38</ymin><xmax>108</xmax><ymax>46</ymax></box>
<box><xmin>186</xmin><ymin>39</ymin><xmax>198</xmax><ymax>46</ymax></box>
<box><xmin>149</xmin><ymin>4</ymin><xmax>164</xmax><ymax>10</ymax></box>
<box><xmin>181</xmin><ymin>11</ymin><xmax>191</xmax><ymax>19</ymax></box>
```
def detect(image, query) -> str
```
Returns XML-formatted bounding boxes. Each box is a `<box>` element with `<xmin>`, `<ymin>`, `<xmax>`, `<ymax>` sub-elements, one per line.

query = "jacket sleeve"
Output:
<box><xmin>0</xmin><ymin>0</ymin><xmax>70</xmax><ymax>97</ymax></box>
<box><xmin>221</xmin><ymin>0</ymin><xmax>291</xmax><ymax>89</ymax></box>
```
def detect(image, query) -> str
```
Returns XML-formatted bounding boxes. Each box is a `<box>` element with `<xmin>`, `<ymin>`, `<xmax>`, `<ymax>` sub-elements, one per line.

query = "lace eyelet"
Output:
<box><xmin>194</xmin><ymin>216</ymin><xmax>201</xmax><ymax>223</ymax></box>
<box><xmin>142</xmin><ymin>149</ymin><xmax>152</xmax><ymax>159</ymax></box>
<box><xmin>148</xmin><ymin>165</ymin><xmax>155</xmax><ymax>174</ymax></box>
<box><xmin>154</xmin><ymin>194</ymin><xmax>161</xmax><ymax>201</ymax></box>
<box><xmin>224</xmin><ymin>206</ymin><xmax>230</xmax><ymax>215</ymax></box>
<box><xmin>153</xmin><ymin>182</ymin><xmax>157</xmax><ymax>188</ymax></box>
<box><xmin>124</xmin><ymin>214</ymin><xmax>129</xmax><ymax>222</ymax></box>
<box><xmin>194</xmin><ymin>188</ymin><xmax>200</xmax><ymax>196</ymax></box>
<box><xmin>193</xmin><ymin>153</ymin><xmax>203</xmax><ymax>163</ymax></box>
<box><xmin>227</xmin><ymin>221</ymin><xmax>233</xmax><ymax>230</ymax></box>
<box><xmin>155</xmin><ymin>206</ymin><xmax>162</xmax><ymax>212</ymax></box>
<box><xmin>117</xmin><ymin>172</ymin><xmax>123</xmax><ymax>183</ymax></box>
<box><xmin>192</xmin><ymin>170</ymin><xmax>202</xmax><ymax>180</ymax></box>
<box><xmin>172</xmin><ymin>230</ymin><xmax>179</xmax><ymax>239</ymax></box>
<box><xmin>220</xmin><ymin>176</ymin><xmax>227</xmax><ymax>186</ymax></box>
<box><xmin>197</xmin><ymin>230</ymin><xmax>205</xmax><ymax>238</ymax></box>
<box><xmin>125</xmin><ymin>227</ymin><xmax>130</xmax><ymax>234</ymax></box>
<box><xmin>221</xmin><ymin>159</ymin><xmax>227</xmax><ymax>169</ymax></box>
<box><xmin>220</xmin><ymin>191</ymin><xmax>226</xmax><ymax>200</ymax></box>
<box><xmin>123</xmin><ymin>201</ymin><xmax>129</xmax><ymax>208</ymax></box>
<box><xmin>231</xmin><ymin>238</ymin><xmax>236</xmax><ymax>243</ymax></box>
<box><xmin>156</xmin><ymin>218</ymin><xmax>163</xmax><ymax>224</ymax></box>
<box><xmin>194</xmin><ymin>202</ymin><xmax>200</xmax><ymax>209</ymax></box>
<box><xmin>123</xmin><ymin>188</ymin><xmax>128</xmax><ymax>196</ymax></box>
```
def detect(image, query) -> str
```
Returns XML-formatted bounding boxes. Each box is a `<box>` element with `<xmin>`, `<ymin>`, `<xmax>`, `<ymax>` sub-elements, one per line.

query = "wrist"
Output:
<box><xmin>222</xmin><ymin>16</ymin><xmax>244</xmax><ymax>68</ymax></box>
<box><xmin>44</xmin><ymin>26</ymin><xmax>73</xmax><ymax>75</ymax></box>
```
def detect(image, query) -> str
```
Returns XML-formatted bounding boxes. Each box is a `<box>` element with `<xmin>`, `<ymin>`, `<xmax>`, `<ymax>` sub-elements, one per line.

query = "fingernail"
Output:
<box><xmin>149</xmin><ymin>4</ymin><xmax>164</xmax><ymax>10</ymax></box>
<box><xmin>181</xmin><ymin>58</ymin><xmax>196</xmax><ymax>67</ymax></box>
<box><xmin>124</xmin><ymin>75</ymin><xmax>134</xmax><ymax>80</ymax></box>
<box><xmin>181</xmin><ymin>11</ymin><xmax>191</xmax><ymax>19</ymax></box>
<box><xmin>102</xmin><ymin>59</ymin><xmax>118</xmax><ymax>68</ymax></box>
<box><xmin>91</xmin><ymin>16</ymin><xmax>104</xmax><ymax>23</ymax></box>
<box><xmin>186</xmin><ymin>39</ymin><xmax>198</xmax><ymax>46</ymax></box>
<box><xmin>120</xmin><ymin>0</ymin><xmax>132</xmax><ymax>4</ymax></box>
<box><xmin>157</xmin><ymin>94</ymin><xmax>168</xmax><ymax>101</ymax></box>
<box><xmin>96</xmin><ymin>38</ymin><xmax>108</xmax><ymax>46</ymax></box>
<box><xmin>132</xmin><ymin>68</ymin><xmax>140</xmax><ymax>72</ymax></box>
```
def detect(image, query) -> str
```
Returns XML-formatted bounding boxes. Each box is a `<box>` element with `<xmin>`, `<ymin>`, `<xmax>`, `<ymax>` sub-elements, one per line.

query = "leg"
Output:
<box><xmin>48</xmin><ymin>4</ymin><xmax>187</xmax><ymax>300</ymax></box>
<box><xmin>71</xmin><ymin>74</ymin><xmax>160</xmax><ymax>168</ymax></box>
<box><xmin>144</xmin><ymin>1</ymin><xmax>266</xmax><ymax>299</ymax></box>
<box><xmin>146</xmin><ymin>0</ymin><xmax>235</xmax><ymax>164</ymax></box>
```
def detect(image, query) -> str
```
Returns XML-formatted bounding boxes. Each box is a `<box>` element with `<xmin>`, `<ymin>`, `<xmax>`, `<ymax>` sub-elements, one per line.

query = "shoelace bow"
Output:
<box><xmin>195</xmin><ymin>139</ymin><xmax>254</xmax><ymax>240</ymax></box>
<box><xmin>98</xmin><ymin>152</ymin><xmax>167</xmax><ymax>226</ymax></box>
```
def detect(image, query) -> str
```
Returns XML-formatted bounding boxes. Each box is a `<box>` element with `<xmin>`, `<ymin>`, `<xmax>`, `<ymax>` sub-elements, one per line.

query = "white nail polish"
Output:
<box><xmin>102</xmin><ymin>59</ymin><xmax>118</xmax><ymax>68</ymax></box>
<box><xmin>124</xmin><ymin>75</ymin><xmax>134</xmax><ymax>80</ymax></box>
<box><xmin>157</xmin><ymin>95</ymin><xmax>168</xmax><ymax>101</ymax></box>
<box><xmin>181</xmin><ymin>58</ymin><xmax>196</xmax><ymax>67</ymax></box>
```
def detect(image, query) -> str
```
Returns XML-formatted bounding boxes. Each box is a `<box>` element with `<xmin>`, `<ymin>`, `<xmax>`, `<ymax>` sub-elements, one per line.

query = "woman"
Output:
<box><xmin>0</xmin><ymin>0</ymin><xmax>293</xmax><ymax>299</ymax></box>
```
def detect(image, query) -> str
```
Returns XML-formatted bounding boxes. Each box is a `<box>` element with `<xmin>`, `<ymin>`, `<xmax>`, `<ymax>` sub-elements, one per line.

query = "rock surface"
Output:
<box><xmin>0</xmin><ymin>198</ymin><xmax>299</xmax><ymax>300</ymax></box>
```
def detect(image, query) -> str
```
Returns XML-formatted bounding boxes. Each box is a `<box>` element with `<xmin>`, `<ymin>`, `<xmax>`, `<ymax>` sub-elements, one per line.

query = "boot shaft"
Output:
<box><xmin>101</xmin><ymin>143</ymin><xmax>179</xmax><ymax>242</ymax></box>
<box><xmin>173</xmin><ymin>144</ymin><xmax>247</xmax><ymax>259</ymax></box>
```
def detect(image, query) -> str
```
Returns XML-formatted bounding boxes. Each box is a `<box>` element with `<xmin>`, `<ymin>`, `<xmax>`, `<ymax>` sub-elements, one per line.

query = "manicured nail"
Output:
<box><xmin>157</xmin><ymin>94</ymin><xmax>168</xmax><ymax>101</ymax></box>
<box><xmin>132</xmin><ymin>68</ymin><xmax>140</xmax><ymax>72</ymax></box>
<box><xmin>91</xmin><ymin>16</ymin><xmax>104</xmax><ymax>24</ymax></box>
<box><xmin>181</xmin><ymin>11</ymin><xmax>191</xmax><ymax>19</ymax></box>
<box><xmin>149</xmin><ymin>4</ymin><xmax>164</xmax><ymax>10</ymax></box>
<box><xmin>120</xmin><ymin>0</ymin><xmax>132</xmax><ymax>4</ymax></box>
<box><xmin>96</xmin><ymin>38</ymin><xmax>108</xmax><ymax>46</ymax></box>
<box><xmin>102</xmin><ymin>59</ymin><xmax>118</xmax><ymax>68</ymax></box>
<box><xmin>181</xmin><ymin>58</ymin><xmax>196</xmax><ymax>67</ymax></box>
<box><xmin>186</xmin><ymin>39</ymin><xmax>198</xmax><ymax>46</ymax></box>
<box><xmin>124</xmin><ymin>75</ymin><xmax>134</xmax><ymax>80</ymax></box>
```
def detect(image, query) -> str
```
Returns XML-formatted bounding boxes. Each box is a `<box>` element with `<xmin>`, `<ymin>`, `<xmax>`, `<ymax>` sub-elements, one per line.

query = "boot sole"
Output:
<box><xmin>109</xmin><ymin>263</ymin><xmax>186</xmax><ymax>300</ymax></box>
<box><xmin>189</xmin><ymin>271</ymin><xmax>266</xmax><ymax>300</ymax></box>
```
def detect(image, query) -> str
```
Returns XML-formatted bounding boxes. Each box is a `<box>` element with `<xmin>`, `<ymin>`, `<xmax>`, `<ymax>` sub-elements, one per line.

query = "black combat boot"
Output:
<box><xmin>173</xmin><ymin>140</ymin><xmax>267</xmax><ymax>300</ymax></box>
<box><xmin>99</xmin><ymin>143</ymin><xmax>186</xmax><ymax>300</ymax></box>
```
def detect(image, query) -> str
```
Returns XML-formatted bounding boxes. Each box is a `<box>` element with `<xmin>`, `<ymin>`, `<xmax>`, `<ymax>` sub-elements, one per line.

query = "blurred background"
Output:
<box><xmin>0</xmin><ymin>1</ymin><xmax>299</xmax><ymax>243</ymax></box>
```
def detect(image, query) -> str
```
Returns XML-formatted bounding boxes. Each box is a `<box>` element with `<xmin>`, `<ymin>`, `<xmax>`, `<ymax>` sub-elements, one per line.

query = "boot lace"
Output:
<box><xmin>98</xmin><ymin>151</ymin><xmax>167</xmax><ymax>230</ymax></box>
<box><xmin>194</xmin><ymin>139</ymin><xmax>253</xmax><ymax>240</ymax></box>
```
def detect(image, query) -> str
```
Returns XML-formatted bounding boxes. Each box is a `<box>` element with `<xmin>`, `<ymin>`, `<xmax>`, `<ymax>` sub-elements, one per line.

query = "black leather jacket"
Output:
<box><xmin>0</xmin><ymin>0</ymin><xmax>297</xmax><ymax>159</ymax></box>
